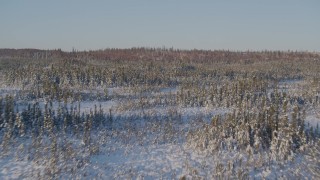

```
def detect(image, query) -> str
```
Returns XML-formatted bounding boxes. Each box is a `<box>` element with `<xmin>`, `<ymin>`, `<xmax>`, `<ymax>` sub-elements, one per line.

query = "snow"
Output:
<box><xmin>76</xmin><ymin>100</ymin><xmax>117</xmax><ymax>113</ymax></box>
<box><xmin>159</xmin><ymin>87</ymin><xmax>178</xmax><ymax>94</ymax></box>
<box><xmin>1</xmin><ymin>83</ymin><xmax>320</xmax><ymax>179</ymax></box>
<box><xmin>278</xmin><ymin>79</ymin><xmax>303</xmax><ymax>86</ymax></box>
<box><xmin>0</xmin><ymin>97</ymin><xmax>231</xmax><ymax>179</ymax></box>
<box><xmin>306</xmin><ymin>115</ymin><xmax>320</xmax><ymax>127</ymax></box>
<box><xmin>275</xmin><ymin>79</ymin><xmax>305</xmax><ymax>94</ymax></box>
<box><xmin>0</xmin><ymin>87</ymin><xmax>21</xmax><ymax>97</ymax></box>
<box><xmin>306</xmin><ymin>107</ymin><xmax>320</xmax><ymax>127</ymax></box>
<box><xmin>91</xmin><ymin>143</ymin><xmax>187</xmax><ymax>179</ymax></box>
<box><xmin>0</xmin><ymin>159</ymin><xmax>45</xmax><ymax>179</ymax></box>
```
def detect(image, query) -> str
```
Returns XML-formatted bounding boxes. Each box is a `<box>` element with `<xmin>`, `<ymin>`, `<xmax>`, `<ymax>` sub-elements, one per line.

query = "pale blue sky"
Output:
<box><xmin>0</xmin><ymin>0</ymin><xmax>319</xmax><ymax>51</ymax></box>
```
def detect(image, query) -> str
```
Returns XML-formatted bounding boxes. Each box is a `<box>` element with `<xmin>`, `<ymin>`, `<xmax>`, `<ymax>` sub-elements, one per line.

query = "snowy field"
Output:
<box><xmin>0</xmin><ymin>89</ymin><xmax>231</xmax><ymax>179</ymax></box>
<box><xmin>1</xmin><ymin>51</ymin><xmax>320</xmax><ymax>179</ymax></box>
<box><xmin>1</xmin><ymin>80</ymin><xmax>320</xmax><ymax>179</ymax></box>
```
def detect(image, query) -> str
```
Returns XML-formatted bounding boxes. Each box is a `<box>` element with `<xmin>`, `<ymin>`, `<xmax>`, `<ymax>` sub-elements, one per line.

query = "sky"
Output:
<box><xmin>0</xmin><ymin>0</ymin><xmax>319</xmax><ymax>51</ymax></box>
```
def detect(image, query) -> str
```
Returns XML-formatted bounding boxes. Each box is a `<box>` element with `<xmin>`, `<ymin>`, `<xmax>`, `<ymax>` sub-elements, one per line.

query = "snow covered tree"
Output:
<box><xmin>15</xmin><ymin>112</ymin><xmax>25</xmax><ymax>137</ymax></box>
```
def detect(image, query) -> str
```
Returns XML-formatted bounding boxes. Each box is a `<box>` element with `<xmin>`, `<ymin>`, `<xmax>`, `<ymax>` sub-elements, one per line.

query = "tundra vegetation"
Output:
<box><xmin>0</xmin><ymin>48</ymin><xmax>320</xmax><ymax>179</ymax></box>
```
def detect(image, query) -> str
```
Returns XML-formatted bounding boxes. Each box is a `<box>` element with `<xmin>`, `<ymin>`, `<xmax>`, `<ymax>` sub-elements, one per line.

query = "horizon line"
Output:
<box><xmin>1</xmin><ymin>47</ymin><xmax>319</xmax><ymax>53</ymax></box>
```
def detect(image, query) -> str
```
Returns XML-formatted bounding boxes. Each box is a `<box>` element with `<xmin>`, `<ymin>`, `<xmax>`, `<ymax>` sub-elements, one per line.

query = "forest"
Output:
<box><xmin>0</xmin><ymin>48</ymin><xmax>320</xmax><ymax>179</ymax></box>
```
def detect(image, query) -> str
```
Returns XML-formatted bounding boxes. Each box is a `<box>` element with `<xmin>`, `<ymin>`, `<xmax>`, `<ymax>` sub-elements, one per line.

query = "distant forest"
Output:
<box><xmin>0</xmin><ymin>48</ymin><xmax>319</xmax><ymax>61</ymax></box>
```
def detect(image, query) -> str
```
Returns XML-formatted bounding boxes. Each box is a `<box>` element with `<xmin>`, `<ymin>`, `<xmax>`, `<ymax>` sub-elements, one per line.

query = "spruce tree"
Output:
<box><xmin>15</xmin><ymin>112</ymin><xmax>25</xmax><ymax>137</ymax></box>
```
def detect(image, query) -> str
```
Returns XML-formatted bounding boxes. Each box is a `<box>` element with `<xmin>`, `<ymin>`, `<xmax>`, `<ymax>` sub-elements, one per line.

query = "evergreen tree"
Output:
<box><xmin>15</xmin><ymin>112</ymin><xmax>25</xmax><ymax>137</ymax></box>
<box><xmin>0</xmin><ymin>96</ymin><xmax>3</xmax><ymax>128</ymax></box>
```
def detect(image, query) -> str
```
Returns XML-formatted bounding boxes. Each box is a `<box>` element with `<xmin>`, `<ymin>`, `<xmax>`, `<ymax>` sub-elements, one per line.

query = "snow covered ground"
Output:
<box><xmin>306</xmin><ymin>115</ymin><xmax>320</xmax><ymax>127</ymax></box>
<box><xmin>0</xmin><ymin>85</ymin><xmax>233</xmax><ymax>179</ymax></box>
<box><xmin>1</xmin><ymin>82</ymin><xmax>320</xmax><ymax>179</ymax></box>
<box><xmin>0</xmin><ymin>105</ymin><xmax>230</xmax><ymax>179</ymax></box>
